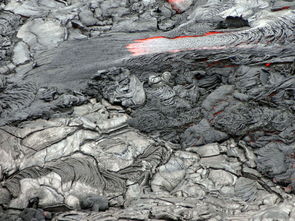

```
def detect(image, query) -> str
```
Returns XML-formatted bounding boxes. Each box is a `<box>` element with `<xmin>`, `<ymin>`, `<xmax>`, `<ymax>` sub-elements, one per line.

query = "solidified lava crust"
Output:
<box><xmin>0</xmin><ymin>0</ymin><xmax>295</xmax><ymax>220</ymax></box>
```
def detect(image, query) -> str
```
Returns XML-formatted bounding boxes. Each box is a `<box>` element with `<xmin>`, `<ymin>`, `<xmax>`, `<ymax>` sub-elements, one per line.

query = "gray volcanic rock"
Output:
<box><xmin>189</xmin><ymin>143</ymin><xmax>221</xmax><ymax>157</ymax></box>
<box><xmin>12</xmin><ymin>41</ymin><xmax>30</xmax><ymax>65</ymax></box>
<box><xmin>87</xmin><ymin>67</ymin><xmax>146</xmax><ymax>107</ymax></box>
<box><xmin>17</xmin><ymin>18</ymin><xmax>66</xmax><ymax>51</ymax></box>
<box><xmin>5</xmin><ymin>0</ymin><xmax>67</xmax><ymax>17</ymax></box>
<box><xmin>1</xmin><ymin>0</ymin><xmax>295</xmax><ymax>220</ymax></box>
<box><xmin>0</xmin><ymin>100</ymin><xmax>171</xmax><ymax>210</ymax></box>
<box><xmin>181</xmin><ymin>119</ymin><xmax>229</xmax><ymax>147</ymax></box>
<box><xmin>79</xmin><ymin>7</ymin><xmax>98</xmax><ymax>27</ymax></box>
<box><xmin>80</xmin><ymin>195</ymin><xmax>109</xmax><ymax>212</ymax></box>
<box><xmin>0</xmin><ymin>80</ymin><xmax>88</xmax><ymax>126</ymax></box>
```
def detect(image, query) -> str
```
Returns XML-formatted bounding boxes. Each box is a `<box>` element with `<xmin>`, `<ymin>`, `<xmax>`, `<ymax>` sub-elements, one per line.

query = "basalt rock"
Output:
<box><xmin>1</xmin><ymin>0</ymin><xmax>295</xmax><ymax>220</ymax></box>
<box><xmin>86</xmin><ymin>67</ymin><xmax>145</xmax><ymax>107</ymax></box>
<box><xmin>217</xmin><ymin>16</ymin><xmax>249</xmax><ymax>29</ymax></box>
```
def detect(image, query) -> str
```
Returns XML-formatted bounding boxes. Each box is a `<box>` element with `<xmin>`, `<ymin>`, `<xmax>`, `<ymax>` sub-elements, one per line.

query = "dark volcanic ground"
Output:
<box><xmin>0</xmin><ymin>0</ymin><xmax>295</xmax><ymax>220</ymax></box>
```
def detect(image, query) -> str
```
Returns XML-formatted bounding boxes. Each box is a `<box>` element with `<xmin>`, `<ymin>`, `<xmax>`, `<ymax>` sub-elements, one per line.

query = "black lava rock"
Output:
<box><xmin>217</xmin><ymin>16</ymin><xmax>249</xmax><ymax>29</ymax></box>
<box><xmin>80</xmin><ymin>195</ymin><xmax>109</xmax><ymax>212</ymax></box>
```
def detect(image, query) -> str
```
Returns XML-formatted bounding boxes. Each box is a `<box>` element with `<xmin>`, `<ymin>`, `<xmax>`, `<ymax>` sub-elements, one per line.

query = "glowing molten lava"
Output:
<box><xmin>167</xmin><ymin>0</ymin><xmax>185</xmax><ymax>3</ymax></box>
<box><xmin>126</xmin><ymin>31</ymin><xmax>223</xmax><ymax>56</ymax></box>
<box><xmin>271</xmin><ymin>6</ymin><xmax>290</xmax><ymax>12</ymax></box>
<box><xmin>166</xmin><ymin>0</ymin><xmax>191</xmax><ymax>13</ymax></box>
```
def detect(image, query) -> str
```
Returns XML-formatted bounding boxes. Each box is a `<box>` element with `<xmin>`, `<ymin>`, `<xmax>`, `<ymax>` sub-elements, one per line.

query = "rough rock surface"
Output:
<box><xmin>0</xmin><ymin>0</ymin><xmax>295</xmax><ymax>220</ymax></box>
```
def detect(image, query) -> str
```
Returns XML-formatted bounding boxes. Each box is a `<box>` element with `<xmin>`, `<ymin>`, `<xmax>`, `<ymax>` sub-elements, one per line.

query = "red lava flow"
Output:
<box><xmin>271</xmin><ymin>6</ymin><xmax>290</xmax><ymax>12</ymax></box>
<box><xmin>166</xmin><ymin>0</ymin><xmax>190</xmax><ymax>12</ymax></box>
<box><xmin>126</xmin><ymin>31</ymin><xmax>223</xmax><ymax>56</ymax></box>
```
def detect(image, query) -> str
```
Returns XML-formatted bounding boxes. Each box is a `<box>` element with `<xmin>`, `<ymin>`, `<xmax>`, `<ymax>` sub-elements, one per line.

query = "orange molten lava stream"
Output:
<box><xmin>126</xmin><ymin>31</ymin><xmax>223</xmax><ymax>56</ymax></box>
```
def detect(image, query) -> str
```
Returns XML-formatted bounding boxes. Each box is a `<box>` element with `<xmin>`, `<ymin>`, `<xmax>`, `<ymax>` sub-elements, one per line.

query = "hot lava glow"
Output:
<box><xmin>126</xmin><ymin>31</ymin><xmax>223</xmax><ymax>56</ymax></box>
<box><xmin>166</xmin><ymin>0</ymin><xmax>190</xmax><ymax>12</ymax></box>
<box><xmin>271</xmin><ymin>6</ymin><xmax>290</xmax><ymax>12</ymax></box>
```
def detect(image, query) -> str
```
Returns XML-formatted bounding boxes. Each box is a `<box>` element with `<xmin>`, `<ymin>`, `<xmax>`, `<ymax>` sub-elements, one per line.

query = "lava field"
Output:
<box><xmin>0</xmin><ymin>0</ymin><xmax>295</xmax><ymax>220</ymax></box>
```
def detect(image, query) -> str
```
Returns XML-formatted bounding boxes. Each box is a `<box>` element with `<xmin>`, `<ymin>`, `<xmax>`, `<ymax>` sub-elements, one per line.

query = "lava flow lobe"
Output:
<box><xmin>126</xmin><ymin>31</ymin><xmax>224</xmax><ymax>56</ymax></box>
